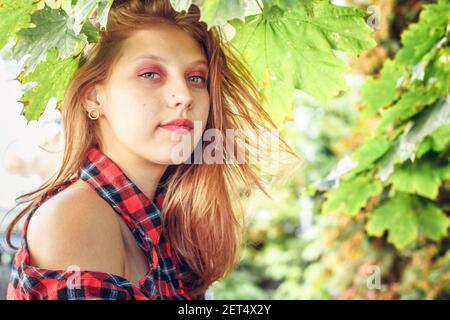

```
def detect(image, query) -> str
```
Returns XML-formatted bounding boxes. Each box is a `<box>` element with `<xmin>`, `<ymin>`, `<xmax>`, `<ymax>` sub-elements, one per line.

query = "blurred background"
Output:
<box><xmin>1</xmin><ymin>0</ymin><xmax>449</xmax><ymax>299</ymax></box>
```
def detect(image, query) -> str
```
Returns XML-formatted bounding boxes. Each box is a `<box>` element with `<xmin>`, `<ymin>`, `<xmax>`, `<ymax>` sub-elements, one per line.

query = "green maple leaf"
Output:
<box><xmin>375</xmin><ymin>84</ymin><xmax>441</xmax><ymax>134</ymax></box>
<box><xmin>12</xmin><ymin>5</ymin><xmax>87</xmax><ymax>74</ymax></box>
<box><xmin>348</xmin><ymin>134</ymin><xmax>391</xmax><ymax>176</ymax></box>
<box><xmin>322</xmin><ymin>174</ymin><xmax>383</xmax><ymax>216</ymax></box>
<box><xmin>377</xmin><ymin>96</ymin><xmax>450</xmax><ymax>181</ymax></box>
<box><xmin>72</xmin><ymin>0</ymin><xmax>103</xmax><ymax>34</ymax></box>
<box><xmin>230</xmin><ymin>0</ymin><xmax>375</xmax><ymax>127</ymax></box>
<box><xmin>263</xmin><ymin>0</ymin><xmax>299</xmax><ymax>11</ymax></box>
<box><xmin>416</xmin><ymin>124</ymin><xmax>450</xmax><ymax>158</ymax></box>
<box><xmin>71</xmin><ymin>0</ymin><xmax>113</xmax><ymax>34</ymax></box>
<box><xmin>169</xmin><ymin>0</ymin><xmax>195</xmax><ymax>12</ymax></box>
<box><xmin>388</xmin><ymin>160</ymin><xmax>444</xmax><ymax>200</ymax></box>
<box><xmin>425</xmin><ymin>47</ymin><xmax>450</xmax><ymax>96</ymax></box>
<box><xmin>81</xmin><ymin>20</ymin><xmax>100</xmax><ymax>43</ymax></box>
<box><xmin>0</xmin><ymin>0</ymin><xmax>36</xmax><ymax>49</ymax></box>
<box><xmin>417</xmin><ymin>200</ymin><xmax>450</xmax><ymax>242</ymax></box>
<box><xmin>200</xmin><ymin>0</ymin><xmax>247</xmax><ymax>28</ymax></box>
<box><xmin>396</xmin><ymin>0</ymin><xmax>450</xmax><ymax>66</ymax></box>
<box><xmin>360</xmin><ymin>0</ymin><xmax>450</xmax><ymax>116</ymax></box>
<box><xmin>171</xmin><ymin>0</ymin><xmax>248</xmax><ymax>28</ymax></box>
<box><xmin>360</xmin><ymin>60</ymin><xmax>403</xmax><ymax>116</ymax></box>
<box><xmin>37</xmin><ymin>0</ymin><xmax>71</xmax><ymax>10</ymax></box>
<box><xmin>366</xmin><ymin>193</ymin><xmax>450</xmax><ymax>250</ymax></box>
<box><xmin>19</xmin><ymin>48</ymin><xmax>80</xmax><ymax>121</ymax></box>
<box><xmin>97</xmin><ymin>0</ymin><xmax>113</xmax><ymax>29</ymax></box>
<box><xmin>366</xmin><ymin>193</ymin><xmax>419</xmax><ymax>250</ymax></box>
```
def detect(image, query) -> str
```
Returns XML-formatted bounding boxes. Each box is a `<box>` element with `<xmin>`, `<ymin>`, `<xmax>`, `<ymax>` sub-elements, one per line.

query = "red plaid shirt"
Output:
<box><xmin>7</xmin><ymin>147</ymin><xmax>202</xmax><ymax>300</ymax></box>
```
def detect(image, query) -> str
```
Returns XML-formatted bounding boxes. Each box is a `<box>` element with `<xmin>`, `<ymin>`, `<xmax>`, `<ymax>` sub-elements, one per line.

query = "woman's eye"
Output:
<box><xmin>141</xmin><ymin>72</ymin><xmax>205</xmax><ymax>84</ymax></box>
<box><xmin>189</xmin><ymin>75</ymin><xmax>206</xmax><ymax>84</ymax></box>
<box><xmin>141</xmin><ymin>72</ymin><xmax>160</xmax><ymax>80</ymax></box>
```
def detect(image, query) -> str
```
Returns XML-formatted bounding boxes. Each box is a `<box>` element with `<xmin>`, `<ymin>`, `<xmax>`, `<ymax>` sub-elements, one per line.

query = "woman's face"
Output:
<box><xmin>88</xmin><ymin>24</ymin><xmax>210</xmax><ymax>165</ymax></box>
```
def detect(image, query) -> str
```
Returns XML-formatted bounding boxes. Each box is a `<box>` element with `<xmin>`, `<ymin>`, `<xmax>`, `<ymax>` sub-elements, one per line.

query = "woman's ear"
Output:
<box><xmin>83</xmin><ymin>83</ymin><xmax>105</xmax><ymax>113</ymax></box>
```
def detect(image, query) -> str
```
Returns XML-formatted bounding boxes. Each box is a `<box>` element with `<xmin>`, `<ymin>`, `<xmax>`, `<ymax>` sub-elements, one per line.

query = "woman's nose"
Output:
<box><xmin>170</xmin><ymin>94</ymin><xmax>193</xmax><ymax>109</ymax></box>
<box><xmin>168</xmin><ymin>82</ymin><xmax>193</xmax><ymax>109</ymax></box>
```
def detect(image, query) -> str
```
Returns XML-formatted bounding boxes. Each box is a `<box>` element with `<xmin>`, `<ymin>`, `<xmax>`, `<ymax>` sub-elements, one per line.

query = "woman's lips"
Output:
<box><xmin>159</xmin><ymin>125</ymin><xmax>192</xmax><ymax>134</ymax></box>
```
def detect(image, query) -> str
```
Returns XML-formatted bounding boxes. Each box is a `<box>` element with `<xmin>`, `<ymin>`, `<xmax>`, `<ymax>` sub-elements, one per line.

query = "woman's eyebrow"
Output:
<box><xmin>134</xmin><ymin>54</ymin><xmax>208</xmax><ymax>68</ymax></box>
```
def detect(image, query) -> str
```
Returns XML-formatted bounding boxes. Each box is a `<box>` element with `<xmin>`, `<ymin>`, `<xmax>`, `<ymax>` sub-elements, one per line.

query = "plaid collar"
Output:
<box><xmin>78</xmin><ymin>146</ymin><xmax>166</xmax><ymax>247</ymax></box>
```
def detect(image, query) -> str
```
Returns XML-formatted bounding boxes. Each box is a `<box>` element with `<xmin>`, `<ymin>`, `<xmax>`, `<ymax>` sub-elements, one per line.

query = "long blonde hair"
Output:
<box><xmin>4</xmin><ymin>0</ymin><xmax>296</xmax><ymax>298</ymax></box>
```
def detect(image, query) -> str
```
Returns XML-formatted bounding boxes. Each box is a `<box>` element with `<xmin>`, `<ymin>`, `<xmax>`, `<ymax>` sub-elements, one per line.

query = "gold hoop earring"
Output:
<box><xmin>88</xmin><ymin>109</ymin><xmax>100</xmax><ymax>120</ymax></box>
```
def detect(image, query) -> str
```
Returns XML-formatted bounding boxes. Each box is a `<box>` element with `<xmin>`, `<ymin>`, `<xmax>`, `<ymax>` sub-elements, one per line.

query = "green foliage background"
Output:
<box><xmin>1</xmin><ymin>0</ymin><xmax>449</xmax><ymax>299</ymax></box>
<box><xmin>212</xmin><ymin>0</ymin><xmax>450</xmax><ymax>299</ymax></box>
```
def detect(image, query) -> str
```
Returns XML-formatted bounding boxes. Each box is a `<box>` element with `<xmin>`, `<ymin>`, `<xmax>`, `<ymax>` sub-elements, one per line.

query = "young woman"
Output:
<box><xmin>4</xmin><ymin>0</ymin><xmax>293</xmax><ymax>300</ymax></box>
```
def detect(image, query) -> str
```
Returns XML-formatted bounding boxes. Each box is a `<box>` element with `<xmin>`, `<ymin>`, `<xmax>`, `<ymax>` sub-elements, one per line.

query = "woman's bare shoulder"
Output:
<box><xmin>26</xmin><ymin>179</ymin><xmax>126</xmax><ymax>276</ymax></box>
